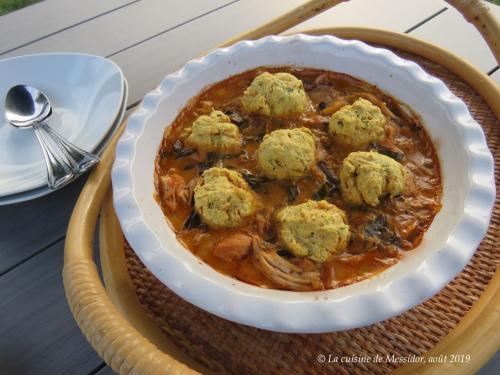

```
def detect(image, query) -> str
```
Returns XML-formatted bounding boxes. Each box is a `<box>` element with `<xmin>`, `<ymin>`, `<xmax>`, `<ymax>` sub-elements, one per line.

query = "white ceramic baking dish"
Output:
<box><xmin>112</xmin><ymin>34</ymin><xmax>495</xmax><ymax>333</ymax></box>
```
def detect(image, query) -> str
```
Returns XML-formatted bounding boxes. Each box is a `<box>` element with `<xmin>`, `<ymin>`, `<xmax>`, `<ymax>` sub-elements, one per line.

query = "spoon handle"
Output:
<box><xmin>41</xmin><ymin>123</ymin><xmax>100</xmax><ymax>173</ymax></box>
<box><xmin>33</xmin><ymin>122</ymin><xmax>75</xmax><ymax>189</ymax></box>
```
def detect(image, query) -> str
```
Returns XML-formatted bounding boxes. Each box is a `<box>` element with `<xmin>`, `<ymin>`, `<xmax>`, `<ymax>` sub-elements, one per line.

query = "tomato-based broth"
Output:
<box><xmin>154</xmin><ymin>67</ymin><xmax>442</xmax><ymax>291</ymax></box>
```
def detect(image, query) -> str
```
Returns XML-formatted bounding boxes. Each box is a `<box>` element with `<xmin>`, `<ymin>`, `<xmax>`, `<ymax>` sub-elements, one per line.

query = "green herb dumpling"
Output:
<box><xmin>257</xmin><ymin>127</ymin><xmax>316</xmax><ymax>180</ymax></box>
<box><xmin>276</xmin><ymin>200</ymin><xmax>350</xmax><ymax>263</ymax></box>
<box><xmin>194</xmin><ymin>167</ymin><xmax>259</xmax><ymax>228</ymax></box>
<box><xmin>242</xmin><ymin>72</ymin><xmax>308</xmax><ymax>118</ymax></box>
<box><xmin>328</xmin><ymin>98</ymin><xmax>386</xmax><ymax>148</ymax></box>
<box><xmin>339</xmin><ymin>151</ymin><xmax>406</xmax><ymax>206</ymax></box>
<box><xmin>186</xmin><ymin>110</ymin><xmax>241</xmax><ymax>153</ymax></box>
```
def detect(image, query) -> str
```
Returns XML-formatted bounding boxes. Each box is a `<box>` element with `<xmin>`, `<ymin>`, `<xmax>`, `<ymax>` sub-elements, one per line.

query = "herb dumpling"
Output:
<box><xmin>339</xmin><ymin>151</ymin><xmax>406</xmax><ymax>206</ymax></box>
<box><xmin>242</xmin><ymin>72</ymin><xmax>308</xmax><ymax>117</ymax></box>
<box><xmin>328</xmin><ymin>98</ymin><xmax>386</xmax><ymax>148</ymax></box>
<box><xmin>276</xmin><ymin>200</ymin><xmax>350</xmax><ymax>263</ymax></box>
<box><xmin>257</xmin><ymin>127</ymin><xmax>316</xmax><ymax>180</ymax></box>
<box><xmin>186</xmin><ymin>110</ymin><xmax>241</xmax><ymax>153</ymax></box>
<box><xmin>194</xmin><ymin>167</ymin><xmax>259</xmax><ymax>228</ymax></box>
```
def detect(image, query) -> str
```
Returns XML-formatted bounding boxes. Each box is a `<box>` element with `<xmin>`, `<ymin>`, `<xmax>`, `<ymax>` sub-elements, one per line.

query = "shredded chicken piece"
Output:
<box><xmin>336</xmin><ymin>274</ymin><xmax>375</xmax><ymax>288</ymax></box>
<box><xmin>160</xmin><ymin>169</ymin><xmax>194</xmax><ymax>211</ymax></box>
<box><xmin>377</xmin><ymin>137</ymin><xmax>404</xmax><ymax>156</ymax></box>
<box><xmin>394</xmin><ymin>101</ymin><xmax>420</xmax><ymax>125</ymax></box>
<box><xmin>251</xmin><ymin>236</ymin><xmax>323</xmax><ymax>291</ymax></box>
<box><xmin>354</xmin><ymin>92</ymin><xmax>395</xmax><ymax>118</ymax></box>
<box><xmin>334</xmin><ymin>254</ymin><xmax>367</xmax><ymax>264</ymax></box>
<box><xmin>310</xmin><ymin>164</ymin><xmax>327</xmax><ymax>185</ymax></box>
<box><xmin>314</xmin><ymin>142</ymin><xmax>330</xmax><ymax>164</ymax></box>
<box><xmin>255</xmin><ymin>212</ymin><xmax>271</xmax><ymax>237</ymax></box>
<box><xmin>295</xmin><ymin>258</ymin><xmax>317</xmax><ymax>272</ymax></box>
<box><xmin>194</xmin><ymin>100</ymin><xmax>214</xmax><ymax>116</ymax></box>
<box><xmin>315</xmin><ymin>73</ymin><xmax>329</xmax><ymax>85</ymax></box>
<box><xmin>374</xmin><ymin>257</ymin><xmax>399</xmax><ymax>267</ymax></box>
<box><xmin>320</xmin><ymin>100</ymin><xmax>348</xmax><ymax>116</ymax></box>
<box><xmin>334</xmin><ymin>252</ymin><xmax>401</xmax><ymax>268</ymax></box>
<box><xmin>301</xmin><ymin>114</ymin><xmax>329</xmax><ymax>127</ymax></box>
<box><xmin>214</xmin><ymin>233</ymin><xmax>253</xmax><ymax>262</ymax></box>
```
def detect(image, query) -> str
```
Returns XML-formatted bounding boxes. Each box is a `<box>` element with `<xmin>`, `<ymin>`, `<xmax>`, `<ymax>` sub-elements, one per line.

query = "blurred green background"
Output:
<box><xmin>1</xmin><ymin>0</ymin><xmax>41</xmax><ymax>16</ymax></box>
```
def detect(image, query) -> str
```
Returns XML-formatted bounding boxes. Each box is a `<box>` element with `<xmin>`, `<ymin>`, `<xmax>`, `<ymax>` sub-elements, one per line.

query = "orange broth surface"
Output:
<box><xmin>154</xmin><ymin>67</ymin><xmax>442</xmax><ymax>291</ymax></box>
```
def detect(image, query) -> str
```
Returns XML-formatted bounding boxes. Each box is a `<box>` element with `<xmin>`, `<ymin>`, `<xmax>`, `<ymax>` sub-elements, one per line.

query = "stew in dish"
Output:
<box><xmin>154</xmin><ymin>67</ymin><xmax>442</xmax><ymax>291</ymax></box>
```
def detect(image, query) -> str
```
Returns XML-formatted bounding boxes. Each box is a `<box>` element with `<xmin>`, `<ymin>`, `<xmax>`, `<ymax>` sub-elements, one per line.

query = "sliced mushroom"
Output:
<box><xmin>374</xmin><ymin>139</ymin><xmax>405</xmax><ymax>162</ymax></box>
<box><xmin>183</xmin><ymin>210</ymin><xmax>202</xmax><ymax>230</ymax></box>
<box><xmin>251</xmin><ymin>236</ymin><xmax>323</xmax><ymax>291</ymax></box>
<box><xmin>172</xmin><ymin>139</ymin><xmax>196</xmax><ymax>159</ymax></box>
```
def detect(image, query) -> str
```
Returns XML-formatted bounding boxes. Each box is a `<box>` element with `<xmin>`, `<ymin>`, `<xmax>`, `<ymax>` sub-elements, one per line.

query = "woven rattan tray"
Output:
<box><xmin>63</xmin><ymin>1</ymin><xmax>500</xmax><ymax>374</ymax></box>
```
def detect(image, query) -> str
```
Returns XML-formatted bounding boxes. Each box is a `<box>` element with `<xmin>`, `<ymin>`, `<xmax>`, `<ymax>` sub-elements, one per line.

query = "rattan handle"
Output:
<box><xmin>446</xmin><ymin>0</ymin><xmax>500</xmax><ymax>64</ymax></box>
<box><xmin>226</xmin><ymin>0</ymin><xmax>500</xmax><ymax>64</ymax></box>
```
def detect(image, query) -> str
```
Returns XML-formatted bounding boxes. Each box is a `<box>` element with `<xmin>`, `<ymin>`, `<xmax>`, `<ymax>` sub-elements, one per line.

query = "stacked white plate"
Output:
<box><xmin>0</xmin><ymin>53</ymin><xmax>127</xmax><ymax>205</ymax></box>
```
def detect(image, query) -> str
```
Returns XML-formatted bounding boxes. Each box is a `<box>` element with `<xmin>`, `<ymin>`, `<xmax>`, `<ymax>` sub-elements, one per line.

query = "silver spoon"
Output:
<box><xmin>4</xmin><ymin>85</ymin><xmax>100</xmax><ymax>189</ymax></box>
